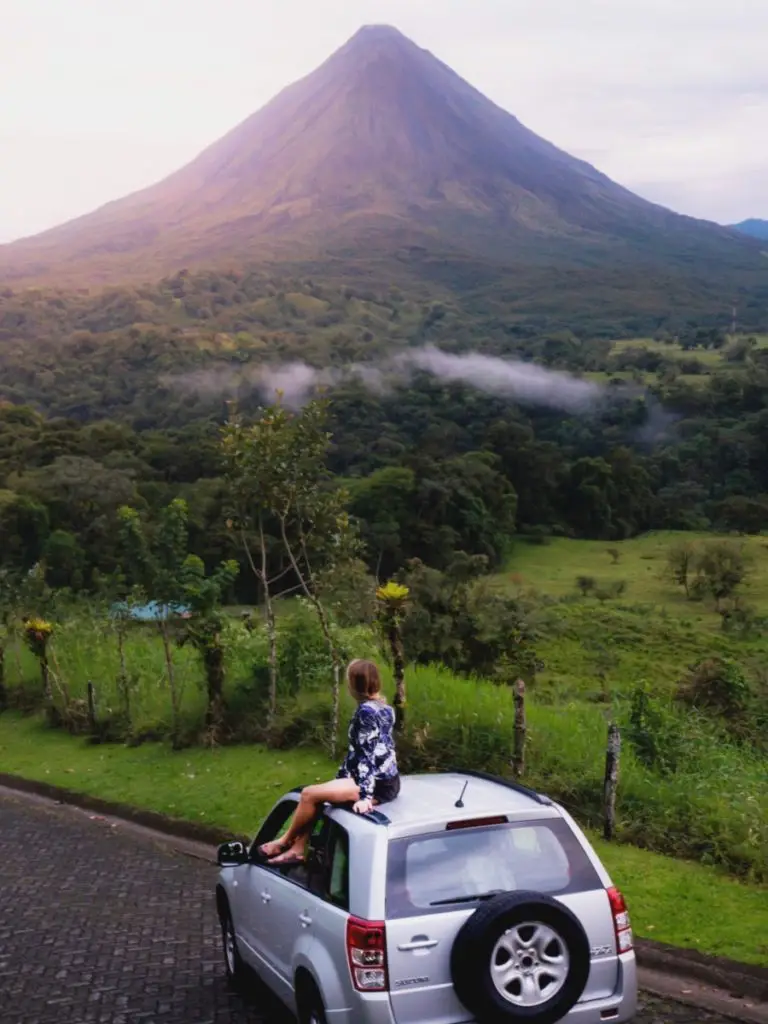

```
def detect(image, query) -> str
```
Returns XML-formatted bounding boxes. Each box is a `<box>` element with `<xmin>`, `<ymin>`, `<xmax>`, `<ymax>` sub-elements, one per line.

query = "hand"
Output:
<box><xmin>353</xmin><ymin>798</ymin><xmax>374</xmax><ymax>815</ymax></box>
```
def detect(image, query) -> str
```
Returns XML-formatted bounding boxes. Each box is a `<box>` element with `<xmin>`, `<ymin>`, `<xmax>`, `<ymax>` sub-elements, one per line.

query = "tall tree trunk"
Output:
<box><xmin>258</xmin><ymin>519</ymin><xmax>278</xmax><ymax>725</ymax></box>
<box><xmin>116</xmin><ymin>622</ymin><xmax>131</xmax><ymax>721</ymax></box>
<box><xmin>241</xmin><ymin>523</ymin><xmax>279</xmax><ymax>724</ymax></box>
<box><xmin>0</xmin><ymin>640</ymin><xmax>7</xmax><ymax>711</ymax></box>
<box><xmin>159</xmin><ymin>620</ymin><xmax>182</xmax><ymax>749</ymax></box>
<box><xmin>86</xmin><ymin>681</ymin><xmax>97</xmax><ymax>735</ymax></box>
<box><xmin>40</xmin><ymin>649</ymin><xmax>55</xmax><ymax>724</ymax></box>
<box><xmin>204</xmin><ymin>635</ymin><xmax>226</xmax><ymax>743</ymax></box>
<box><xmin>41</xmin><ymin>653</ymin><xmax>51</xmax><ymax>702</ymax></box>
<box><xmin>387</xmin><ymin>616</ymin><xmax>406</xmax><ymax>732</ymax></box>
<box><xmin>279</xmin><ymin>518</ymin><xmax>341</xmax><ymax>755</ymax></box>
<box><xmin>603</xmin><ymin>723</ymin><xmax>621</xmax><ymax>841</ymax></box>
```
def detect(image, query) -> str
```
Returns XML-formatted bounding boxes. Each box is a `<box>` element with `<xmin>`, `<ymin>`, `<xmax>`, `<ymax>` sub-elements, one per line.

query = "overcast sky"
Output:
<box><xmin>1</xmin><ymin>0</ymin><xmax>766</xmax><ymax>244</ymax></box>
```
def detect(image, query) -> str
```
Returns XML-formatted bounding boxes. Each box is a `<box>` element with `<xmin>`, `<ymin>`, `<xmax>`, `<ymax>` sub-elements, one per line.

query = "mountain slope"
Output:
<box><xmin>0</xmin><ymin>24</ymin><xmax>765</xmax><ymax>293</ymax></box>
<box><xmin>732</xmin><ymin>219</ymin><xmax>768</xmax><ymax>241</ymax></box>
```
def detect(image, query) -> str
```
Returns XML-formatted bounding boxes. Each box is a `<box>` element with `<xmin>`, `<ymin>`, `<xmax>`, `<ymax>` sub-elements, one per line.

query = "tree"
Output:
<box><xmin>399</xmin><ymin>555</ymin><xmax>541</xmax><ymax>684</ymax></box>
<box><xmin>177</xmin><ymin>554</ymin><xmax>239</xmax><ymax>742</ymax></box>
<box><xmin>223</xmin><ymin>398</ymin><xmax>359</xmax><ymax>752</ymax></box>
<box><xmin>696</xmin><ymin>541</ymin><xmax>750</xmax><ymax>609</ymax></box>
<box><xmin>715</xmin><ymin>496</ymin><xmax>768</xmax><ymax>536</ymax></box>
<box><xmin>376</xmin><ymin>581</ymin><xmax>409</xmax><ymax>731</ymax></box>
<box><xmin>23</xmin><ymin>616</ymin><xmax>54</xmax><ymax>719</ymax></box>
<box><xmin>221</xmin><ymin>403</ymin><xmax>296</xmax><ymax>725</ymax></box>
<box><xmin>272</xmin><ymin>399</ymin><xmax>361</xmax><ymax>752</ymax></box>
<box><xmin>119</xmin><ymin>499</ymin><xmax>238</xmax><ymax>745</ymax></box>
<box><xmin>0</xmin><ymin>492</ymin><xmax>49</xmax><ymax>571</ymax></box>
<box><xmin>105</xmin><ymin>576</ymin><xmax>146</xmax><ymax>726</ymax></box>
<box><xmin>347</xmin><ymin>466</ymin><xmax>417</xmax><ymax>578</ymax></box>
<box><xmin>18</xmin><ymin>456</ymin><xmax>141</xmax><ymax>580</ymax></box>
<box><xmin>0</xmin><ymin>571</ymin><xmax>19</xmax><ymax>711</ymax></box>
<box><xmin>667</xmin><ymin>541</ymin><xmax>696</xmax><ymax>597</ymax></box>
<box><xmin>43</xmin><ymin>530</ymin><xmax>86</xmax><ymax>589</ymax></box>
<box><xmin>119</xmin><ymin>502</ymin><xmax>187</xmax><ymax>746</ymax></box>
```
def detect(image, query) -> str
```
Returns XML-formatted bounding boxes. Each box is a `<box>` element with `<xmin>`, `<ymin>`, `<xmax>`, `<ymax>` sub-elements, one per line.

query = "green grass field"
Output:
<box><xmin>503</xmin><ymin>530</ymin><xmax>768</xmax><ymax>620</ymax></box>
<box><xmin>611</xmin><ymin>334</ymin><xmax>768</xmax><ymax>354</ymax></box>
<box><xmin>1</xmin><ymin>711</ymin><xmax>765</xmax><ymax>966</ymax></box>
<box><xmin>498</xmin><ymin>531</ymin><xmax>768</xmax><ymax>703</ymax></box>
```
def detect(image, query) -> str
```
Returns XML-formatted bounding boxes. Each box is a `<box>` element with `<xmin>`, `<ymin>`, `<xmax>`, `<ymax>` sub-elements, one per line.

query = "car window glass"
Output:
<box><xmin>327</xmin><ymin>826</ymin><xmax>350</xmax><ymax>909</ymax></box>
<box><xmin>386</xmin><ymin>819</ymin><xmax>600</xmax><ymax>918</ymax></box>
<box><xmin>251</xmin><ymin>799</ymin><xmax>297</xmax><ymax>854</ymax></box>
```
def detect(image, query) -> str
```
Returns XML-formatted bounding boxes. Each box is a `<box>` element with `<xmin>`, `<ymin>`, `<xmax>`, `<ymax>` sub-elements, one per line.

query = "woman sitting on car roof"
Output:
<box><xmin>259</xmin><ymin>659</ymin><xmax>400</xmax><ymax>866</ymax></box>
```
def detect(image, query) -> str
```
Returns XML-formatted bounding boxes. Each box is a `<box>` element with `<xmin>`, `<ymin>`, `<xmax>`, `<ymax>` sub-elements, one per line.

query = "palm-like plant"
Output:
<box><xmin>376</xmin><ymin>581</ymin><xmax>409</xmax><ymax>732</ymax></box>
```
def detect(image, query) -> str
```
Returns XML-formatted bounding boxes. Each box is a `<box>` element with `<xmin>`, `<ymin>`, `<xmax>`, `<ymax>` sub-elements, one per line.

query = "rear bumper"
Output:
<box><xmin>563</xmin><ymin>952</ymin><xmax>638</xmax><ymax>1024</ymax></box>
<box><xmin>326</xmin><ymin>992</ymin><xmax>396</xmax><ymax>1024</ymax></box>
<box><xmin>327</xmin><ymin>952</ymin><xmax>637</xmax><ymax>1024</ymax></box>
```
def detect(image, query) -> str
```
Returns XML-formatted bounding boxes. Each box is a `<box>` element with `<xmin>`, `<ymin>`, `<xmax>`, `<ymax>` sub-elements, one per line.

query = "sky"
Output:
<box><xmin>1</xmin><ymin>0</ymin><xmax>766</xmax><ymax>244</ymax></box>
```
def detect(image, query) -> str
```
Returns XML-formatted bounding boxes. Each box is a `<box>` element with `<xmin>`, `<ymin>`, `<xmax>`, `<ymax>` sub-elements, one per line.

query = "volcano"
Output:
<box><xmin>0</xmin><ymin>24</ymin><xmax>764</xmax><ymax>291</ymax></box>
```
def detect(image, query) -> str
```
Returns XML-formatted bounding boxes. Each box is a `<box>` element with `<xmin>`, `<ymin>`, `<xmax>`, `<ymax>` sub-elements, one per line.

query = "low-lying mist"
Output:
<box><xmin>163</xmin><ymin>345</ymin><xmax>604</xmax><ymax>414</ymax></box>
<box><xmin>161</xmin><ymin>344</ymin><xmax>676</xmax><ymax>443</ymax></box>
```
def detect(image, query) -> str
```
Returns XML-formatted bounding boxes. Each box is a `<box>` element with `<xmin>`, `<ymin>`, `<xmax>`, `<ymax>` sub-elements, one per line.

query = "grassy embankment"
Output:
<box><xmin>2</xmin><ymin>530</ymin><xmax>767</xmax><ymax>965</ymax></box>
<box><xmin>1</xmin><ymin>711</ymin><xmax>766</xmax><ymax>967</ymax></box>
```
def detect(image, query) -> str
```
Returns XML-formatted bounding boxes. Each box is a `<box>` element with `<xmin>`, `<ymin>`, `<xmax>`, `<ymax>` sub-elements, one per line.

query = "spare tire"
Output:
<box><xmin>450</xmin><ymin>891</ymin><xmax>590</xmax><ymax>1024</ymax></box>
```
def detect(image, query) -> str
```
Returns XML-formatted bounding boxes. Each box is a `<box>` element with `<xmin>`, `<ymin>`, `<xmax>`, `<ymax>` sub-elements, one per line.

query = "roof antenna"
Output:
<box><xmin>455</xmin><ymin>781</ymin><xmax>468</xmax><ymax>808</ymax></box>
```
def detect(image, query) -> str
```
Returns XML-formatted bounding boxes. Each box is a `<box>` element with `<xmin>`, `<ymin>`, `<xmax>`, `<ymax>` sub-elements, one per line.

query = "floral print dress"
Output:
<box><xmin>336</xmin><ymin>699</ymin><xmax>399</xmax><ymax>799</ymax></box>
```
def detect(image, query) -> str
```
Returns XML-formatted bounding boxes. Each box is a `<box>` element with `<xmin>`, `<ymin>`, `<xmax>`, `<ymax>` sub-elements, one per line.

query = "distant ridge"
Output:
<box><xmin>0</xmin><ymin>23</ymin><xmax>765</xmax><ymax>299</ymax></box>
<box><xmin>732</xmin><ymin>219</ymin><xmax>768</xmax><ymax>241</ymax></box>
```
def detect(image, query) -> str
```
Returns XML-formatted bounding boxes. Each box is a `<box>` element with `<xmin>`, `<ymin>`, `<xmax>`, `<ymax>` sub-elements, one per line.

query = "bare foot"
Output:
<box><xmin>259</xmin><ymin>837</ymin><xmax>289</xmax><ymax>858</ymax></box>
<box><xmin>270</xmin><ymin>842</ymin><xmax>305</xmax><ymax>866</ymax></box>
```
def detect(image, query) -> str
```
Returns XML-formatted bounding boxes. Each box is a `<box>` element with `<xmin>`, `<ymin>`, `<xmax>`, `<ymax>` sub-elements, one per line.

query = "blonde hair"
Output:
<box><xmin>347</xmin><ymin>659</ymin><xmax>383</xmax><ymax>701</ymax></box>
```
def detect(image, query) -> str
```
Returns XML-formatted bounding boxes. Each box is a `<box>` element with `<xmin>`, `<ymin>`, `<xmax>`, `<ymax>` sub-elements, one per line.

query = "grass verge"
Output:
<box><xmin>1</xmin><ymin>712</ymin><xmax>765</xmax><ymax>967</ymax></box>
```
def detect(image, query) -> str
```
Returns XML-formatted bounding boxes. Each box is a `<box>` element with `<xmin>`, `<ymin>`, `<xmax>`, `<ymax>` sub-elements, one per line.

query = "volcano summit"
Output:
<box><xmin>0</xmin><ymin>24</ymin><xmax>764</xmax><ymax>297</ymax></box>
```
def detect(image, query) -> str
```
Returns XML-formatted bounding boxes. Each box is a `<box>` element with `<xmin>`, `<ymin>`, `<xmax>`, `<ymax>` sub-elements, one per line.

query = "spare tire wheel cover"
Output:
<box><xmin>450</xmin><ymin>891</ymin><xmax>591</xmax><ymax>1023</ymax></box>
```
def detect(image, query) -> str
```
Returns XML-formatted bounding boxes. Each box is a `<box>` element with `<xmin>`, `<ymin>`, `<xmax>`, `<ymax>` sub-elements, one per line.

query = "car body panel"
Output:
<box><xmin>217</xmin><ymin>772</ymin><xmax>638</xmax><ymax>1024</ymax></box>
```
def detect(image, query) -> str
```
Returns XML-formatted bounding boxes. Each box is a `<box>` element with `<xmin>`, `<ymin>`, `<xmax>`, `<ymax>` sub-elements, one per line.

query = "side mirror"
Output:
<box><xmin>217</xmin><ymin>840</ymin><xmax>247</xmax><ymax>867</ymax></box>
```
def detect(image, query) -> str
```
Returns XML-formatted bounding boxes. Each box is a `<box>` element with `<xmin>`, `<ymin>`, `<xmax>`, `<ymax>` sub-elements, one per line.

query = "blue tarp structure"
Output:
<box><xmin>110</xmin><ymin>601</ymin><xmax>191</xmax><ymax>621</ymax></box>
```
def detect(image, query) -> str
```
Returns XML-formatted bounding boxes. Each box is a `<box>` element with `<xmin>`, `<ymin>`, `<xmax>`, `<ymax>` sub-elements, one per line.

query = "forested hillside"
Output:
<box><xmin>2</xmin><ymin>269</ymin><xmax>768</xmax><ymax>593</ymax></box>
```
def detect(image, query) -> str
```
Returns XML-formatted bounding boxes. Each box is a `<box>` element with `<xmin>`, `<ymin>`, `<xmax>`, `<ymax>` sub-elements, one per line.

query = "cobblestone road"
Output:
<box><xmin>0</xmin><ymin>792</ymin><xmax>747</xmax><ymax>1023</ymax></box>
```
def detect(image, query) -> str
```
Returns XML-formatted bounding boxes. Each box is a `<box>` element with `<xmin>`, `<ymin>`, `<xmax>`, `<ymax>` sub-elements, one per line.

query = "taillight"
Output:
<box><xmin>346</xmin><ymin>916</ymin><xmax>388</xmax><ymax>991</ymax></box>
<box><xmin>607</xmin><ymin>887</ymin><xmax>633</xmax><ymax>953</ymax></box>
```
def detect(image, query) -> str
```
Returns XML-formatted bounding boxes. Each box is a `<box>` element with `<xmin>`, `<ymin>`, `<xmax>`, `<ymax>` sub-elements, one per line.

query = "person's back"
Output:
<box><xmin>340</xmin><ymin>695</ymin><xmax>399</xmax><ymax>803</ymax></box>
<box><xmin>258</xmin><ymin>659</ymin><xmax>400</xmax><ymax>864</ymax></box>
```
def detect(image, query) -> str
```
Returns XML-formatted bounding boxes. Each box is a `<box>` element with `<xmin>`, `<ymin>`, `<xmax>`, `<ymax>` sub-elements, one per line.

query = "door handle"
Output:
<box><xmin>299</xmin><ymin>912</ymin><xmax>312</xmax><ymax>928</ymax></box>
<box><xmin>260</xmin><ymin>891</ymin><xmax>272</xmax><ymax>903</ymax></box>
<box><xmin>398</xmin><ymin>939</ymin><xmax>438</xmax><ymax>951</ymax></box>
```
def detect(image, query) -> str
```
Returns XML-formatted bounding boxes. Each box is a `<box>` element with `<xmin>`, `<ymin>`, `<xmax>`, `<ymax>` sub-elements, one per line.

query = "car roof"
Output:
<box><xmin>330</xmin><ymin>772</ymin><xmax>561</xmax><ymax>838</ymax></box>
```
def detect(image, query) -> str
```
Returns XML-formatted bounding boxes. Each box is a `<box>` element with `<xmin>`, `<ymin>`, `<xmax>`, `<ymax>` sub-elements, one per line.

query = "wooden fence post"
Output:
<box><xmin>512</xmin><ymin>679</ymin><xmax>526</xmax><ymax>778</ymax></box>
<box><xmin>86</xmin><ymin>681</ymin><xmax>97</xmax><ymax>734</ymax></box>
<box><xmin>603</xmin><ymin>722</ymin><xmax>621</xmax><ymax>840</ymax></box>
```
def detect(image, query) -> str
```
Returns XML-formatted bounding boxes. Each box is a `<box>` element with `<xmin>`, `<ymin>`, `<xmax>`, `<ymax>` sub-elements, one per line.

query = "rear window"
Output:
<box><xmin>386</xmin><ymin>819</ymin><xmax>601</xmax><ymax>919</ymax></box>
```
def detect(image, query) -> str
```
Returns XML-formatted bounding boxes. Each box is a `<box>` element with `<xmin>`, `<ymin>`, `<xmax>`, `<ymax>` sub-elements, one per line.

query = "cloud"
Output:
<box><xmin>163</xmin><ymin>346</ymin><xmax>603</xmax><ymax>414</ymax></box>
<box><xmin>400</xmin><ymin>347</ymin><xmax>601</xmax><ymax>412</ymax></box>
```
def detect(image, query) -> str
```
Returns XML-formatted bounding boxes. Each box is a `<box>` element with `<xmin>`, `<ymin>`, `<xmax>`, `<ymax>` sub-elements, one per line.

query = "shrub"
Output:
<box><xmin>399</xmin><ymin>558</ymin><xmax>542</xmax><ymax>683</ymax></box>
<box><xmin>268</xmin><ymin>662</ymin><xmax>768</xmax><ymax>880</ymax></box>
<box><xmin>676</xmin><ymin>658</ymin><xmax>751</xmax><ymax>721</ymax></box>
<box><xmin>576</xmin><ymin>575</ymin><xmax>596</xmax><ymax>596</ymax></box>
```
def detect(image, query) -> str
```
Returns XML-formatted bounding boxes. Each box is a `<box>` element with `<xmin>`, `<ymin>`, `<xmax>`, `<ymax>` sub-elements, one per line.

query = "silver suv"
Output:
<box><xmin>215</xmin><ymin>770</ymin><xmax>637</xmax><ymax>1024</ymax></box>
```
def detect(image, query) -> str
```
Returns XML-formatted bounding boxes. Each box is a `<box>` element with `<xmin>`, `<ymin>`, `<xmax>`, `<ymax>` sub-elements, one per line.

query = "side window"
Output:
<box><xmin>251</xmin><ymin>798</ymin><xmax>297</xmax><ymax>854</ymax></box>
<box><xmin>326</xmin><ymin>824</ymin><xmax>350</xmax><ymax>910</ymax></box>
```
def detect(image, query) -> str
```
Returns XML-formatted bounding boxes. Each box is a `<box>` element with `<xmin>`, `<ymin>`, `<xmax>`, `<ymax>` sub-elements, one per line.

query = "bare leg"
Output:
<box><xmin>260</xmin><ymin>778</ymin><xmax>360</xmax><ymax>861</ymax></box>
